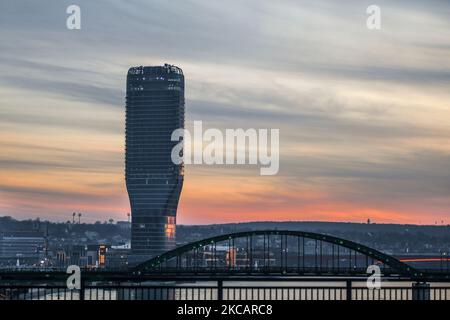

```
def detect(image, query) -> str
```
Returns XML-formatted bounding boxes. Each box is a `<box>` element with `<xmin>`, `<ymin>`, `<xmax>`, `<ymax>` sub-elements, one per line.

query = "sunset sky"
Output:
<box><xmin>1</xmin><ymin>0</ymin><xmax>450</xmax><ymax>224</ymax></box>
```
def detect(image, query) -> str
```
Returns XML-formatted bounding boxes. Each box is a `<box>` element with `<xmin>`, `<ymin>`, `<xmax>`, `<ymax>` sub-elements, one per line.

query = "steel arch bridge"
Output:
<box><xmin>134</xmin><ymin>230</ymin><xmax>422</xmax><ymax>277</ymax></box>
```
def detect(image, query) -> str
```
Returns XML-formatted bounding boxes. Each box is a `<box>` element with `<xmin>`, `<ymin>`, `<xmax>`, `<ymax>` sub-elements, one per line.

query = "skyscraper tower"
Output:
<box><xmin>125</xmin><ymin>64</ymin><xmax>184</xmax><ymax>261</ymax></box>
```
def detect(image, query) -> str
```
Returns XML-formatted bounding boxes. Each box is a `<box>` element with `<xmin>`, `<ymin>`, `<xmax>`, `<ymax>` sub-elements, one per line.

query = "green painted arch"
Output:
<box><xmin>134</xmin><ymin>230</ymin><xmax>421</xmax><ymax>276</ymax></box>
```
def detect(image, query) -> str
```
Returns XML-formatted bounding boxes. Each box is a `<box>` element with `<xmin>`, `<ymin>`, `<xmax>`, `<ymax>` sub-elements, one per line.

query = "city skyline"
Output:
<box><xmin>1</xmin><ymin>0</ymin><xmax>450</xmax><ymax>225</ymax></box>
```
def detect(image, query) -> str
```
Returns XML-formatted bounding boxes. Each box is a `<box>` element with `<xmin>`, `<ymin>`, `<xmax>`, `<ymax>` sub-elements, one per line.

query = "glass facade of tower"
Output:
<box><xmin>125</xmin><ymin>64</ymin><xmax>184</xmax><ymax>261</ymax></box>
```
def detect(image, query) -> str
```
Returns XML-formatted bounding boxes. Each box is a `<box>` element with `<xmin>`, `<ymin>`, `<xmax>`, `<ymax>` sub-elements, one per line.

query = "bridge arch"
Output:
<box><xmin>134</xmin><ymin>230</ymin><xmax>420</xmax><ymax>277</ymax></box>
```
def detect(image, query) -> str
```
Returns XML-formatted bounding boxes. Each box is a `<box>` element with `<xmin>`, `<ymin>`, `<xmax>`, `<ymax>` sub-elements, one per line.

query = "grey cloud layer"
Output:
<box><xmin>0</xmin><ymin>0</ymin><xmax>449</xmax><ymax>220</ymax></box>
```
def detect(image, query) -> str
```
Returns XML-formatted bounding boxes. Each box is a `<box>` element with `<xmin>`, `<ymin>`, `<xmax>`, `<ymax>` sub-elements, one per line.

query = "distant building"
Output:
<box><xmin>116</xmin><ymin>221</ymin><xmax>131</xmax><ymax>231</ymax></box>
<box><xmin>54</xmin><ymin>245</ymin><xmax>89</xmax><ymax>267</ymax></box>
<box><xmin>105</xmin><ymin>247</ymin><xmax>130</xmax><ymax>269</ymax></box>
<box><xmin>54</xmin><ymin>244</ymin><xmax>103</xmax><ymax>269</ymax></box>
<box><xmin>0</xmin><ymin>231</ymin><xmax>45</xmax><ymax>266</ymax></box>
<box><xmin>125</xmin><ymin>64</ymin><xmax>185</xmax><ymax>262</ymax></box>
<box><xmin>86</xmin><ymin>245</ymin><xmax>100</xmax><ymax>267</ymax></box>
<box><xmin>98</xmin><ymin>244</ymin><xmax>109</xmax><ymax>268</ymax></box>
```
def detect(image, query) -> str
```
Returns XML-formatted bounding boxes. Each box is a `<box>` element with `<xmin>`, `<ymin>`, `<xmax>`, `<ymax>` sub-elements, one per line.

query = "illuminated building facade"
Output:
<box><xmin>125</xmin><ymin>64</ymin><xmax>184</xmax><ymax>261</ymax></box>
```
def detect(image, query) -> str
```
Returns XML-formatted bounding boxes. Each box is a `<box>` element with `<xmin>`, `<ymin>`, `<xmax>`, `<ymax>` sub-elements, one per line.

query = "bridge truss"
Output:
<box><xmin>134</xmin><ymin>230</ymin><xmax>423</xmax><ymax>278</ymax></box>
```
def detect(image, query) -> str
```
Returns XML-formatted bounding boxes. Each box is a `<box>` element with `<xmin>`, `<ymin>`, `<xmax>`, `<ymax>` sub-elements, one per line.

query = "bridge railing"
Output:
<box><xmin>1</xmin><ymin>280</ymin><xmax>448</xmax><ymax>301</ymax></box>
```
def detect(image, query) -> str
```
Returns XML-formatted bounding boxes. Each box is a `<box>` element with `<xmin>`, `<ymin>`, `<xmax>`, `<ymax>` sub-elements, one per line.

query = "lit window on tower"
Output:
<box><xmin>165</xmin><ymin>216</ymin><xmax>176</xmax><ymax>239</ymax></box>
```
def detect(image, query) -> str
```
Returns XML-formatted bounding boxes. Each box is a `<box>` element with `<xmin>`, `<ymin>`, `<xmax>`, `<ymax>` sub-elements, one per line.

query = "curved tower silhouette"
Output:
<box><xmin>125</xmin><ymin>64</ymin><xmax>184</xmax><ymax>261</ymax></box>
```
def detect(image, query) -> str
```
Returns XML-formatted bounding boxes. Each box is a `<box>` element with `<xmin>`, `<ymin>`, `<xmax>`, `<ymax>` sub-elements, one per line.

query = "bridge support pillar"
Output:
<box><xmin>79</xmin><ymin>279</ymin><xmax>85</xmax><ymax>301</ymax></box>
<box><xmin>346</xmin><ymin>280</ymin><xmax>352</xmax><ymax>301</ymax></box>
<box><xmin>412</xmin><ymin>282</ymin><xmax>430</xmax><ymax>300</ymax></box>
<box><xmin>217</xmin><ymin>280</ymin><xmax>223</xmax><ymax>300</ymax></box>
